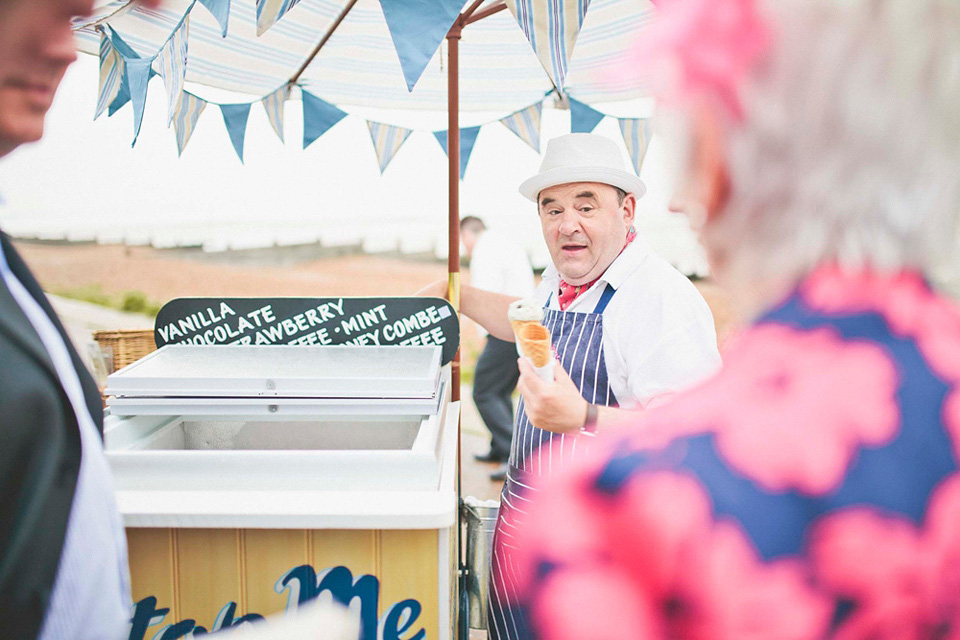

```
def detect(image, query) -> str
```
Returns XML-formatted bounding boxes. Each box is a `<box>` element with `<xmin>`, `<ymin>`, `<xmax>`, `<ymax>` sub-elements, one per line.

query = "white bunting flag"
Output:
<box><xmin>499</xmin><ymin>102</ymin><xmax>543</xmax><ymax>152</ymax></box>
<box><xmin>256</xmin><ymin>0</ymin><xmax>303</xmax><ymax>36</ymax></box>
<box><xmin>95</xmin><ymin>29</ymin><xmax>124</xmax><ymax>119</ymax></box>
<box><xmin>367</xmin><ymin>121</ymin><xmax>414</xmax><ymax>174</ymax></box>
<box><xmin>173</xmin><ymin>92</ymin><xmax>208</xmax><ymax>156</ymax></box>
<box><xmin>618</xmin><ymin>118</ymin><xmax>653</xmax><ymax>174</ymax></box>
<box><xmin>261</xmin><ymin>85</ymin><xmax>290</xmax><ymax>143</ymax></box>
<box><xmin>157</xmin><ymin>16</ymin><xmax>189</xmax><ymax>126</ymax></box>
<box><xmin>505</xmin><ymin>0</ymin><xmax>592</xmax><ymax>88</ymax></box>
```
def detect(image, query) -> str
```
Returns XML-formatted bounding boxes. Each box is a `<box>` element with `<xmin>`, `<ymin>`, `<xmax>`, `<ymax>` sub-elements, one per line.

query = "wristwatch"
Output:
<box><xmin>580</xmin><ymin>403</ymin><xmax>599</xmax><ymax>435</ymax></box>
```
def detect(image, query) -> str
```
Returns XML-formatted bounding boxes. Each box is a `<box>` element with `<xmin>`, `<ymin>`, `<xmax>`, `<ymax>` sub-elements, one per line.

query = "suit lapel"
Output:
<box><xmin>0</xmin><ymin>260</ymin><xmax>57</xmax><ymax>381</ymax></box>
<box><xmin>0</xmin><ymin>233</ymin><xmax>104</xmax><ymax>429</ymax></box>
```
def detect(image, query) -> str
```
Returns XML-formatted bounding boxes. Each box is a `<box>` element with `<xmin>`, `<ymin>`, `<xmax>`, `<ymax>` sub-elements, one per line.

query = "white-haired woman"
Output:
<box><xmin>497</xmin><ymin>0</ymin><xmax>960</xmax><ymax>638</ymax></box>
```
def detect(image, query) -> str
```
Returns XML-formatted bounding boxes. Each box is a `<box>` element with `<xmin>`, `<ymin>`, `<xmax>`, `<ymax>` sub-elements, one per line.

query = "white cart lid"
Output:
<box><xmin>105</xmin><ymin>344</ymin><xmax>442</xmax><ymax>400</ymax></box>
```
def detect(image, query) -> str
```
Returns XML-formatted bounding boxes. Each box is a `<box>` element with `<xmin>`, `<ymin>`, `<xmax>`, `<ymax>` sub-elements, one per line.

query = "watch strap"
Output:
<box><xmin>580</xmin><ymin>403</ymin><xmax>599</xmax><ymax>435</ymax></box>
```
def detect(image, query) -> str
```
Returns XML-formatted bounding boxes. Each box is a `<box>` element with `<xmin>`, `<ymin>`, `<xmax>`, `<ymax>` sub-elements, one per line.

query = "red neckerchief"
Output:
<box><xmin>557</xmin><ymin>227</ymin><xmax>637</xmax><ymax>311</ymax></box>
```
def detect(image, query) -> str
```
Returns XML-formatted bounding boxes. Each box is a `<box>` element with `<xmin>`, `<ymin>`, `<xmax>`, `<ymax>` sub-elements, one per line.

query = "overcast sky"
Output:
<box><xmin>0</xmin><ymin>54</ymin><xmax>704</xmax><ymax>271</ymax></box>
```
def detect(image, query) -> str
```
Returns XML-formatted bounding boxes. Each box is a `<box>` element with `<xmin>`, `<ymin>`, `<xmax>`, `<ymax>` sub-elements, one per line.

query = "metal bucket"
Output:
<box><xmin>462</xmin><ymin>496</ymin><xmax>500</xmax><ymax>630</ymax></box>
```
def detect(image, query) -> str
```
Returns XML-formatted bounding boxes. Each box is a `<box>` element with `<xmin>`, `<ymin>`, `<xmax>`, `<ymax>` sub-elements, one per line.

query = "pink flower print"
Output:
<box><xmin>636</xmin><ymin>324</ymin><xmax>900</xmax><ymax>494</ymax></box>
<box><xmin>943</xmin><ymin>391</ymin><xmax>960</xmax><ymax>463</ymax></box>
<box><xmin>809</xmin><ymin>475</ymin><xmax>960</xmax><ymax>639</ymax></box>
<box><xmin>801</xmin><ymin>267</ymin><xmax>931</xmax><ymax>332</ymax></box>
<box><xmin>604</xmin><ymin>472</ymin><xmax>715</xmax><ymax>601</ymax></box>
<box><xmin>672</xmin><ymin>522</ymin><xmax>831</xmax><ymax>640</ymax></box>
<box><xmin>913</xmin><ymin>303</ymin><xmax>960</xmax><ymax>383</ymax></box>
<box><xmin>715</xmin><ymin>326</ymin><xmax>899</xmax><ymax>493</ymax></box>
<box><xmin>523</xmin><ymin>470</ymin><xmax>830</xmax><ymax>640</ymax></box>
<box><xmin>532</xmin><ymin>564</ymin><xmax>659</xmax><ymax>640</ymax></box>
<box><xmin>810</xmin><ymin>509</ymin><xmax>924</xmax><ymax>639</ymax></box>
<box><xmin>919</xmin><ymin>475</ymin><xmax>960</xmax><ymax>630</ymax></box>
<box><xmin>802</xmin><ymin>267</ymin><xmax>960</xmax><ymax>379</ymax></box>
<box><xmin>801</xmin><ymin>268</ymin><xmax>960</xmax><ymax>463</ymax></box>
<box><xmin>801</xmin><ymin>265</ymin><xmax>886</xmax><ymax>313</ymax></box>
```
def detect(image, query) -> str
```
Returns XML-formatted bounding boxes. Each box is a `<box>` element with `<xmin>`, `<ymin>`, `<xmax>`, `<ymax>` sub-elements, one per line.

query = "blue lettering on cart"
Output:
<box><xmin>276</xmin><ymin>565</ymin><xmax>423</xmax><ymax>640</ymax></box>
<box><xmin>380</xmin><ymin>599</ymin><xmax>425</xmax><ymax>640</ymax></box>
<box><xmin>128</xmin><ymin>598</ymin><xmax>264</xmax><ymax>639</ymax></box>
<box><xmin>158</xmin><ymin>619</ymin><xmax>206</xmax><ymax>639</ymax></box>
<box><xmin>127</xmin><ymin>565</ymin><xmax>425</xmax><ymax>640</ymax></box>
<box><xmin>279</xmin><ymin>565</ymin><xmax>380</xmax><ymax>638</ymax></box>
<box><xmin>129</xmin><ymin>597</ymin><xmax>168</xmax><ymax>640</ymax></box>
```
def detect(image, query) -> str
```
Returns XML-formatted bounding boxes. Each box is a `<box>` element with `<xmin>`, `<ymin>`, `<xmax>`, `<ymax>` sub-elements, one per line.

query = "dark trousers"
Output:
<box><xmin>472</xmin><ymin>336</ymin><xmax>520</xmax><ymax>459</ymax></box>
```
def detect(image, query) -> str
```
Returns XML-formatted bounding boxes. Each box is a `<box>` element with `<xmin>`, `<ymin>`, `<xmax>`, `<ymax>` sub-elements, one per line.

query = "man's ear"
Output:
<box><xmin>621</xmin><ymin>192</ymin><xmax>637</xmax><ymax>225</ymax></box>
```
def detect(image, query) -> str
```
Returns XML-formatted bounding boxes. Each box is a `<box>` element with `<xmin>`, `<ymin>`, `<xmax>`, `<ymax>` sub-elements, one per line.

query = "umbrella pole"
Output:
<box><xmin>446</xmin><ymin>7</ymin><xmax>507</xmax><ymax>637</ymax></box>
<box><xmin>446</xmin><ymin>27</ymin><xmax>461</xmax><ymax>402</ymax></box>
<box><xmin>446</xmin><ymin>23</ymin><xmax>470</xmax><ymax>640</ymax></box>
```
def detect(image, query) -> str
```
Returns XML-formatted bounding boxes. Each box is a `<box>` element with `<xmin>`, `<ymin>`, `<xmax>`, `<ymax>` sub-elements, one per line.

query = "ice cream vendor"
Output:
<box><xmin>421</xmin><ymin>132</ymin><xmax>720</xmax><ymax>640</ymax></box>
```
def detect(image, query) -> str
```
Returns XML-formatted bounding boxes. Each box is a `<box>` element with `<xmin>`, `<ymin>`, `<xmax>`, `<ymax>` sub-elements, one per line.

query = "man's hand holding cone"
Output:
<box><xmin>516</xmin><ymin>359</ymin><xmax>589</xmax><ymax>434</ymax></box>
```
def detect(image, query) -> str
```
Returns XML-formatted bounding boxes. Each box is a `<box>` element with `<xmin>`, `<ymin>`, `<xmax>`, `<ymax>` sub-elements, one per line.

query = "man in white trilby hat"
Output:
<box><xmin>451</xmin><ymin>133</ymin><xmax>719</xmax><ymax>437</ymax></box>
<box><xmin>423</xmin><ymin>132</ymin><xmax>720</xmax><ymax>639</ymax></box>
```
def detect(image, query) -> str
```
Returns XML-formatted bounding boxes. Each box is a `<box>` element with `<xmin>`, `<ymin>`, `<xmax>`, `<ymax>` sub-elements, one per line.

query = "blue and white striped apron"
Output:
<box><xmin>487</xmin><ymin>285</ymin><xmax>618</xmax><ymax>640</ymax></box>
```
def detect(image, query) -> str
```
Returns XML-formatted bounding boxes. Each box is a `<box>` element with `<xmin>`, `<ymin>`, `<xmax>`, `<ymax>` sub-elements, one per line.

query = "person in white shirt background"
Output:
<box><xmin>460</xmin><ymin>215</ymin><xmax>536</xmax><ymax>481</ymax></box>
<box><xmin>421</xmin><ymin>132</ymin><xmax>721</xmax><ymax>640</ymax></box>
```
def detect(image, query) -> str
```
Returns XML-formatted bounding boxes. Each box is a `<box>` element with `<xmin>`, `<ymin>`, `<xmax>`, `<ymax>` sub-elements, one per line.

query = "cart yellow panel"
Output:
<box><xmin>244</xmin><ymin>529</ymin><xmax>310</xmax><ymax>616</ymax></box>
<box><xmin>127</xmin><ymin>526</ymin><xmax>452</xmax><ymax>640</ymax></box>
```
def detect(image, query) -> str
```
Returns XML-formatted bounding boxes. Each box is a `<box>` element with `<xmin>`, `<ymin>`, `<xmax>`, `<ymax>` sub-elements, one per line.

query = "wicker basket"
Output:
<box><xmin>93</xmin><ymin>329</ymin><xmax>157</xmax><ymax>373</ymax></box>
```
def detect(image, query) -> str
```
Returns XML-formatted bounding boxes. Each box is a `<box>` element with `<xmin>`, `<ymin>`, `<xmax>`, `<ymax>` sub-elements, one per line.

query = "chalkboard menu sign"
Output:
<box><xmin>154</xmin><ymin>297</ymin><xmax>459</xmax><ymax>365</ymax></box>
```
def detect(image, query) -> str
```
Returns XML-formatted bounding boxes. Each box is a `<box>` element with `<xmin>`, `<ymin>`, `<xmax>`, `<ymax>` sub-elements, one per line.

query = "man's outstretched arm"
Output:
<box><xmin>416</xmin><ymin>280</ymin><xmax>519</xmax><ymax>342</ymax></box>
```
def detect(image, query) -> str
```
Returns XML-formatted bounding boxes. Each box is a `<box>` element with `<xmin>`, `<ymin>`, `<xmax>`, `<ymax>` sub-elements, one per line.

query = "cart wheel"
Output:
<box><xmin>458</xmin><ymin>568</ymin><xmax>470</xmax><ymax>640</ymax></box>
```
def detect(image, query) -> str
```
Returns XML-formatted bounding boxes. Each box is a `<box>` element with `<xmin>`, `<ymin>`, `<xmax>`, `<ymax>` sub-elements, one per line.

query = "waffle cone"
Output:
<box><xmin>516</xmin><ymin>323</ymin><xmax>551</xmax><ymax>367</ymax></box>
<box><xmin>511</xmin><ymin>319</ymin><xmax>539</xmax><ymax>335</ymax></box>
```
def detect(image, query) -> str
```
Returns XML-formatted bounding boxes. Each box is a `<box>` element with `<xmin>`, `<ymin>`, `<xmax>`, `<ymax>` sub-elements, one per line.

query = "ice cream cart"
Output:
<box><xmin>103</xmin><ymin>297</ymin><xmax>463</xmax><ymax>640</ymax></box>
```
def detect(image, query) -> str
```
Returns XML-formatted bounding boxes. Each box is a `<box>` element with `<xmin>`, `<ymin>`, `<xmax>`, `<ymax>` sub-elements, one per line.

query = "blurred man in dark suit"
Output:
<box><xmin>0</xmin><ymin>1</ymin><xmax>161</xmax><ymax>637</ymax></box>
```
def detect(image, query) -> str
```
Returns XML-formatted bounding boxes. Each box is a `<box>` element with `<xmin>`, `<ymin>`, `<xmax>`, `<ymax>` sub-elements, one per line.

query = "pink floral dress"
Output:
<box><xmin>502</xmin><ymin>268</ymin><xmax>960</xmax><ymax>640</ymax></box>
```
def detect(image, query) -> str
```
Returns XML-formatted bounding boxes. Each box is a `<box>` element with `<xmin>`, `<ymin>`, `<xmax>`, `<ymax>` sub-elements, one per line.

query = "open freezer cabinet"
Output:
<box><xmin>103</xmin><ymin>344</ymin><xmax>460</xmax><ymax>640</ymax></box>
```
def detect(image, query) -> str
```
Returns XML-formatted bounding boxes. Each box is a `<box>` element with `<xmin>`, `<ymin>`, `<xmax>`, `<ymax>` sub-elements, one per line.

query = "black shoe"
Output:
<box><xmin>489</xmin><ymin>463</ymin><xmax>508</xmax><ymax>482</ymax></box>
<box><xmin>473</xmin><ymin>450</ymin><xmax>508</xmax><ymax>463</ymax></box>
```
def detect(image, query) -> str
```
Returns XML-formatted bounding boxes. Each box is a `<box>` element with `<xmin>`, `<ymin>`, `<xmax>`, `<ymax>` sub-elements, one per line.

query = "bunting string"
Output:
<box><xmin>568</xmin><ymin>99</ymin><xmax>655</xmax><ymax>174</ymax></box>
<box><xmin>157</xmin><ymin>16</ymin><xmax>189</xmax><ymax>126</ymax></box>
<box><xmin>87</xmin><ymin>2</ymin><xmax>648</xmax><ymax>174</ymax></box>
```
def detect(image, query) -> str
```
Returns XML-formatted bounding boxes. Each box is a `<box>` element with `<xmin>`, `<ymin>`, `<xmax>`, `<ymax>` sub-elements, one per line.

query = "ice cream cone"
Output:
<box><xmin>511</xmin><ymin>319</ymin><xmax>539</xmax><ymax>336</ymax></box>
<box><xmin>508</xmin><ymin>299</ymin><xmax>543</xmax><ymax>325</ymax></box>
<box><xmin>516</xmin><ymin>323</ymin><xmax>552</xmax><ymax>367</ymax></box>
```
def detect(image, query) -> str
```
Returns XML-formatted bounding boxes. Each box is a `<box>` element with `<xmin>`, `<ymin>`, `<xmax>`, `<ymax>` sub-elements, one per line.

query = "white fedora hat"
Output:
<box><xmin>518</xmin><ymin>133</ymin><xmax>647</xmax><ymax>202</ymax></box>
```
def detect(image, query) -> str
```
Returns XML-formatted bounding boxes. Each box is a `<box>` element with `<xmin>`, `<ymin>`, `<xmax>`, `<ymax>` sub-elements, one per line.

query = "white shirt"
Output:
<box><xmin>0</xmin><ymin>245</ymin><xmax>131</xmax><ymax>640</ymax></box>
<box><xmin>470</xmin><ymin>230</ymin><xmax>535</xmax><ymax>336</ymax></box>
<box><xmin>536</xmin><ymin>238</ymin><xmax>721</xmax><ymax>408</ymax></box>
